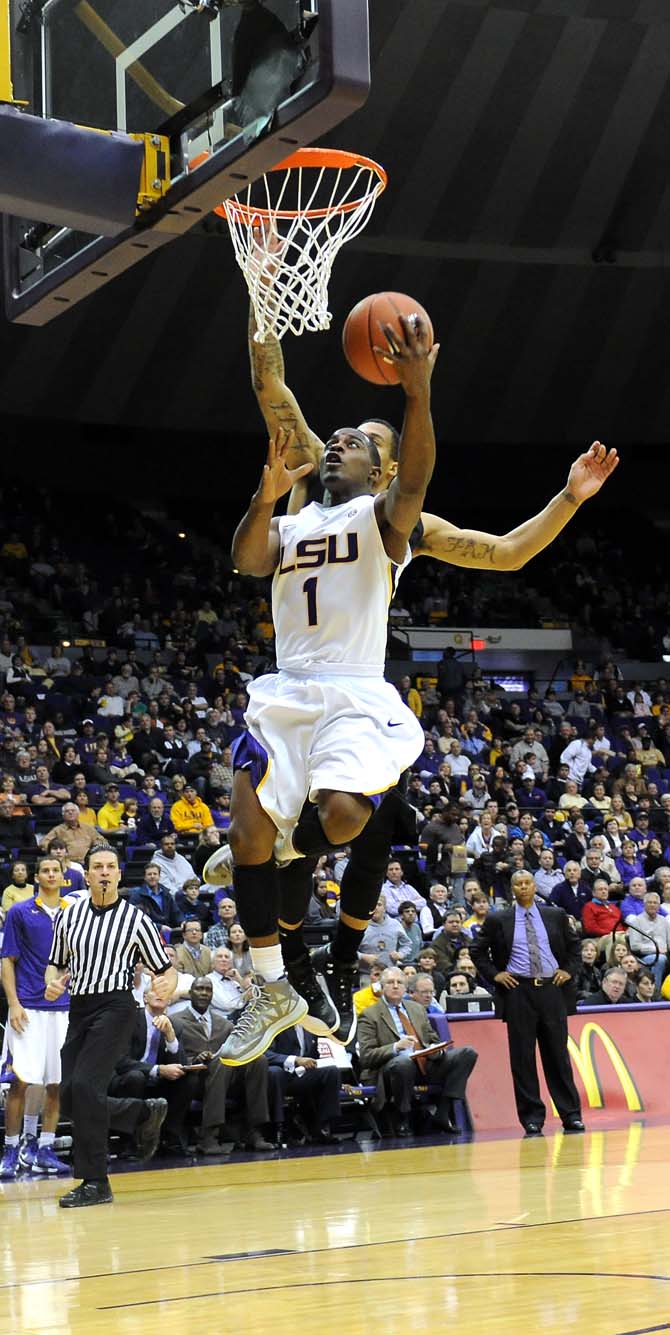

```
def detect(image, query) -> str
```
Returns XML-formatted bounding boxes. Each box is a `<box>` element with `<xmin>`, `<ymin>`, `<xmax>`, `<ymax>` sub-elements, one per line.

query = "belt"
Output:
<box><xmin>511</xmin><ymin>975</ymin><xmax>554</xmax><ymax>986</ymax></box>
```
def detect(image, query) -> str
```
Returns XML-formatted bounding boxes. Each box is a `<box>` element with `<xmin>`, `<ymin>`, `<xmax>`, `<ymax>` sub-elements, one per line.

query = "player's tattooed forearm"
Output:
<box><xmin>562</xmin><ymin>489</ymin><xmax>578</xmax><ymax>507</ymax></box>
<box><xmin>441</xmin><ymin>535</ymin><xmax>498</xmax><ymax>563</ymax></box>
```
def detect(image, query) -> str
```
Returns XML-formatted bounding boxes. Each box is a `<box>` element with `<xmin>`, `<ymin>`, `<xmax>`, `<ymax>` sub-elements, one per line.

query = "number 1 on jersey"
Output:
<box><xmin>302</xmin><ymin>576</ymin><xmax>318</xmax><ymax>627</ymax></box>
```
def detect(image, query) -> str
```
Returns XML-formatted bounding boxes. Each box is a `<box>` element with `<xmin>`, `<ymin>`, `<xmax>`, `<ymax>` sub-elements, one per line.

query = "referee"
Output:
<box><xmin>45</xmin><ymin>844</ymin><xmax>177</xmax><ymax>1208</ymax></box>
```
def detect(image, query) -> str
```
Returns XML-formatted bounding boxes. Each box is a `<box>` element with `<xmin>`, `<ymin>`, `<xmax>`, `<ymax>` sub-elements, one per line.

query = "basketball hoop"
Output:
<box><xmin>216</xmin><ymin>147</ymin><xmax>387</xmax><ymax>341</ymax></box>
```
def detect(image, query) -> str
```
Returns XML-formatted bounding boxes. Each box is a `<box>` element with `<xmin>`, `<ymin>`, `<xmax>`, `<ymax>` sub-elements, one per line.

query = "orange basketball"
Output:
<box><xmin>342</xmin><ymin>291</ymin><xmax>434</xmax><ymax>386</ymax></box>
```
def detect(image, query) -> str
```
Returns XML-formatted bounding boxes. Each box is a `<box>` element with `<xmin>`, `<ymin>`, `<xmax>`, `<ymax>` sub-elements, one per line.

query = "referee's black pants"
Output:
<box><xmin>60</xmin><ymin>992</ymin><xmax>147</xmax><ymax>1181</ymax></box>
<box><xmin>504</xmin><ymin>980</ymin><xmax>581</xmax><ymax>1130</ymax></box>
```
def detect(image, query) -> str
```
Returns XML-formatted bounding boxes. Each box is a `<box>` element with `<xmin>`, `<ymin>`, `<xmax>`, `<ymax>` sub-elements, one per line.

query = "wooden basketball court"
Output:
<box><xmin>1</xmin><ymin>1124</ymin><xmax>667</xmax><ymax>1334</ymax></box>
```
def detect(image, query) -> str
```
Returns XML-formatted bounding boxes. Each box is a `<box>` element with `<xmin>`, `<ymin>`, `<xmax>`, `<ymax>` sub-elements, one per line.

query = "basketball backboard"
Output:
<box><xmin>2</xmin><ymin>0</ymin><xmax>370</xmax><ymax>324</ymax></box>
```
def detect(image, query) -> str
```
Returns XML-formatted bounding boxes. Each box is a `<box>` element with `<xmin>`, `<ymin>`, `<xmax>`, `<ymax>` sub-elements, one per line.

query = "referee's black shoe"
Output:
<box><xmin>59</xmin><ymin>1179</ymin><xmax>114</xmax><ymax>1208</ymax></box>
<box><xmin>136</xmin><ymin>1098</ymin><xmax>168</xmax><ymax>1162</ymax></box>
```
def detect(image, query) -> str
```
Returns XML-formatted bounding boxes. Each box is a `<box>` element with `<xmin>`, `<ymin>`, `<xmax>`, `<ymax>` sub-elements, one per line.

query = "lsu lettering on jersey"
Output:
<box><xmin>272</xmin><ymin>495</ymin><xmax>411</xmax><ymax>676</ymax></box>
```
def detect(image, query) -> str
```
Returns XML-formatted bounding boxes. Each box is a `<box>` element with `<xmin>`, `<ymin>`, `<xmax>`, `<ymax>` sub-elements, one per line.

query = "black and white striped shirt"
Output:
<box><xmin>49</xmin><ymin>896</ymin><xmax>171</xmax><ymax>997</ymax></box>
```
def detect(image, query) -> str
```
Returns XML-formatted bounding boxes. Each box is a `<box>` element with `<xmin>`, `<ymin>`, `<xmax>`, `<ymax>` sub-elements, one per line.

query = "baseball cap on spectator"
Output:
<box><xmin>82</xmin><ymin>718</ymin><xmax>94</xmax><ymax>725</ymax></box>
<box><xmin>522</xmin><ymin>768</ymin><xmax>535</xmax><ymax>781</ymax></box>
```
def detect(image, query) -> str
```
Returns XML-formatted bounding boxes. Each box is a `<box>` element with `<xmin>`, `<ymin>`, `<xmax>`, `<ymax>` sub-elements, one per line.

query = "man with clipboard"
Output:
<box><xmin>358</xmin><ymin>968</ymin><xmax>478</xmax><ymax>1137</ymax></box>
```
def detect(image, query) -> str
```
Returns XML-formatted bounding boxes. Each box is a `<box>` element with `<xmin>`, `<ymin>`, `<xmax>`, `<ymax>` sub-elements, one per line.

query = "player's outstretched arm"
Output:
<box><xmin>248</xmin><ymin>305</ymin><xmax>325</xmax><ymax>474</ymax></box>
<box><xmin>232</xmin><ymin>429</ymin><xmax>313</xmax><ymax>577</ymax></box>
<box><xmin>418</xmin><ymin>442</ymin><xmax>619</xmax><ymax>569</ymax></box>
<box><xmin>374</xmin><ymin>314</ymin><xmax>439</xmax><ymax>559</ymax></box>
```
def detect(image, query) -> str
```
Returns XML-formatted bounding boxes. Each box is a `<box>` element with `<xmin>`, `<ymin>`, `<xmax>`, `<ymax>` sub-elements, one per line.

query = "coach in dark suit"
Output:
<box><xmin>471</xmin><ymin>868</ymin><xmax>584</xmax><ymax>1137</ymax></box>
<box><xmin>358</xmin><ymin>967</ymin><xmax>478</xmax><ymax>1137</ymax></box>
<box><xmin>110</xmin><ymin>991</ymin><xmax>194</xmax><ymax>1150</ymax></box>
<box><xmin>267</xmin><ymin>1026</ymin><xmax>341</xmax><ymax>1144</ymax></box>
<box><xmin>173</xmin><ymin>978</ymin><xmax>273</xmax><ymax>1152</ymax></box>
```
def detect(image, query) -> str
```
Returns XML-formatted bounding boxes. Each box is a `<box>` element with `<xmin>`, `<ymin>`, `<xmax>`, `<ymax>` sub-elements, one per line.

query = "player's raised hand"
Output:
<box><xmin>373</xmin><ymin>313</ymin><xmax>440</xmax><ymax>397</ymax></box>
<box><xmin>566</xmin><ymin>442</ymin><xmax>619</xmax><ymax>504</ymax></box>
<box><xmin>256</xmin><ymin>428</ymin><xmax>313</xmax><ymax>504</ymax></box>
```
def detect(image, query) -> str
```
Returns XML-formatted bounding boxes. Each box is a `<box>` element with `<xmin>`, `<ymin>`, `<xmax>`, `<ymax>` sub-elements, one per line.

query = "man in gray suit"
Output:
<box><xmin>172</xmin><ymin>978</ymin><xmax>273</xmax><ymax>1153</ymax></box>
<box><xmin>358</xmin><ymin>967</ymin><xmax>477</xmax><ymax>1137</ymax></box>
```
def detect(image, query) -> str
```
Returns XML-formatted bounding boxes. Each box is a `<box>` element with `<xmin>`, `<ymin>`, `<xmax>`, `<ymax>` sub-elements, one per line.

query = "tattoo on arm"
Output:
<box><xmin>441</xmin><ymin>535</ymin><xmax>498</xmax><ymax>564</ymax></box>
<box><xmin>249</xmin><ymin>308</ymin><xmax>285</xmax><ymax>392</ymax></box>
<box><xmin>562</xmin><ymin>489</ymin><xmax>578</xmax><ymax>507</ymax></box>
<box><xmin>268</xmin><ymin>401</ymin><xmax>311</xmax><ymax>454</ymax></box>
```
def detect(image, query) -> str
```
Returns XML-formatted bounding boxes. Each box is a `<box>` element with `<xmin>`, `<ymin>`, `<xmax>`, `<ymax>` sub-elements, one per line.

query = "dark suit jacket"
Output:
<box><xmin>267</xmin><ymin>1027</ymin><xmax>320</xmax><ymax>1066</ymax></box>
<box><xmin>115</xmin><ymin>1008</ymin><xmax>186</xmax><ymax>1078</ymax></box>
<box><xmin>172</xmin><ymin>1006</ymin><xmax>232</xmax><ymax>1062</ymax></box>
<box><xmin>470</xmin><ymin>902</ymin><xmax>581</xmax><ymax>1019</ymax></box>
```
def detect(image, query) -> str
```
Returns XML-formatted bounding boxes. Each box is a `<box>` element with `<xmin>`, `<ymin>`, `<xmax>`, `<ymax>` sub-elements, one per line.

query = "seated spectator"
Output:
<box><xmin>534</xmin><ymin>848</ymin><xmax>564</xmax><ymax>902</ymax></box>
<box><xmin>86</xmin><ymin>745</ymin><xmax>117</xmax><ymax>788</ymax></box>
<box><xmin>634</xmin><ymin>971</ymin><xmax>657</xmax><ymax>1003</ymax></box>
<box><xmin>419</xmin><ymin>883</ymin><xmax>450</xmax><ymax>938</ymax></box>
<box><xmin>267</xmin><ymin>1024</ymin><xmax>341</xmax><ymax>1145</ymax></box>
<box><xmin>170</xmin><ymin>783</ymin><xmax>213</xmax><ymax>836</ymax></box>
<box><xmin>152</xmin><ymin>833</ymin><xmax>196</xmax><ymax>896</ymax></box>
<box><xmin>465</xmin><ymin>811</ymin><xmax>499</xmax><ymax>864</ymax></box>
<box><xmin>358</xmin><ymin>894</ymin><xmax>413</xmax><ymax>974</ymax></box>
<box><xmin>627</xmin><ymin>892</ymin><xmax>670</xmax><ymax>990</ymax></box>
<box><xmin>134</xmin><ymin>797</ymin><xmax>174</xmax><ymax>848</ymax></box>
<box><xmin>47</xmin><ymin>838</ymin><xmax>86</xmax><ymax>898</ymax></box>
<box><xmin>454</xmin><ymin>955</ymin><xmax>493</xmax><ymax>997</ymax></box>
<box><xmin>74</xmin><ymin>791</ymin><xmax>97</xmax><ymax>828</ymax></box>
<box><xmin>581</xmin><ymin>880</ymin><xmax>625</xmax><ymax>942</ymax></box>
<box><xmin>174</xmin><ymin>916</ymin><xmax>213</xmax><ymax>976</ymax></box>
<box><xmin>97</xmin><ymin>784</ymin><xmax>126</xmax><ymax>833</ymax></box>
<box><xmin>462</xmin><ymin>893</ymin><xmax>492</xmax><ymax>939</ymax></box>
<box><xmin>579</xmin><ymin>846</ymin><xmax>612</xmax><ymax>896</ymax></box>
<box><xmin>414</xmin><ymin>947</ymin><xmax>447</xmax><ymax>1003</ymax></box>
<box><xmin>210</xmin><ymin>793</ymin><xmax>232</xmax><ymax>831</ymax></box>
<box><xmin>358</xmin><ymin>966</ymin><xmax>477</xmax><ymax>1137</ymax></box>
<box><xmin>620</xmin><ymin>951</ymin><xmax>644</xmax><ymax>999</ymax></box>
<box><xmin>615</xmin><ymin>839</ymin><xmax>646</xmax><ymax>886</ymax></box>
<box><xmin>620</xmin><ymin>876</ymin><xmax>648</xmax><ymax>923</ymax></box>
<box><xmin>305</xmin><ymin>866</ymin><xmax>339</xmax><ymax>925</ymax></box>
<box><xmin>550</xmin><ymin>860</ymin><xmax>586</xmax><ymax>920</ymax></box>
<box><xmin>642</xmin><ymin>837</ymin><xmax>668</xmax><ymax>880</ymax></box>
<box><xmin>431</xmin><ymin>910</ymin><xmax>472</xmax><ymax>973</ymax></box>
<box><xmin>228</xmin><ymin>922</ymin><xmax>253</xmax><ymax>976</ymax></box>
<box><xmin>109</xmin><ymin>983</ymin><xmax>195</xmax><ymax>1155</ymax></box>
<box><xmin>406</xmin><ymin>973</ymin><xmax>444</xmax><ymax>1017</ymax></box>
<box><xmin>192</xmin><ymin>825</ymin><xmax>223</xmax><ymax>878</ymax></box>
<box><xmin>562</xmin><ymin>816</ymin><xmax>590</xmax><ymax>865</ymax></box>
<box><xmin>574</xmin><ymin>939</ymin><xmax>603</xmax><ymax>999</ymax></box>
<box><xmin>204</xmin><ymin>897</ymin><xmax>239</xmax><ymax>949</ymax></box>
<box><xmin>175</xmin><ymin>877</ymin><xmax>211</xmax><ymax>931</ymax></box>
<box><xmin>27</xmin><ymin>763</ymin><xmax>70</xmax><ymax>808</ymax></box>
<box><xmin>129</xmin><ymin>863</ymin><xmax>181</xmax><ymax>929</ymax></box>
<box><xmin>579</xmin><ymin>965</ymin><xmax>629</xmax><ymax>1007</ymax></box>
<box><xmin>516</xmin><ymin>769</ymin><xmax>546</xmax><ymax>813</ymax></box>
<box><xmin>604</xmin><ymin>817</ymin><xmax>625</xmax><ymax>856</ymax></box>
<box><xmin>172</xmin><ymin>978</ymin><xmax>273</xmax><ymax>1153</ymax></box>
<box><xmin>108</xmin><ymin>741</ymin><xmax>143</xmax><ymax>785</ymax></box>
<box><xmin>1</xmin><ymin>860</ymin><xmax>34</xmax><ymax>912</ymax></box>
<box><xmin>380</xmin><ymin>859</ymin><xmax>427</xmax><ymax>917</ymax></box>
<box><xmin>523</xmin><ymin>829</ymin><xmax>549</xmax><ymax>872</ymax></box>
<box><xmin>587</xmin><ymin>780</ymin><xmax>612</xmax><ymax>821</ymax></box>
<box><xmin>559</xmin><ymin>779</ymin><xmax>589</xmax><ymax>814</ymax></box>
<box><xmin>354</xmin><ymin>958</ymin><xmax>385</xmax><ymax>1015</ymax></box>
<box><xmin>396</xmin><ymin>902</ymin><xmax>423</xmax><ymax>962</ymax></box>
<box><xmin>205</xmin><ymin>946</ymin><xmax>250</xmax><ymax>1016</ymax></box>
<box><xmin>43</xmin><ymin>801</ymin><xmax>99</xmax><ymax>863</ymax></box>
<box><xmin>50</xmin><ymin>744</ymin><xmax>83</xmax><ymax>787</ymax></box>
<box><xmin>119</xmin><ymin>796</ymin><xmax>139</xmax><ymax>834</ymax></box>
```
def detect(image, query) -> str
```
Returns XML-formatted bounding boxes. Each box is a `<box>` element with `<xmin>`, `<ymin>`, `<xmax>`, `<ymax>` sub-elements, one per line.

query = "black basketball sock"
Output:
<box><xmin>278</xmin><ymin>857</ymin><xmax>317</xmax><ymax>965</ymax></box>
<box><xmin>333</xmin><ymin>799</ymin><xmax>398</xmax><ymax>963</ymax></box>
<box><xmin>232</xmin><ymin>860</ymin><xmax>279</xmax><ymax>940</ymax></box>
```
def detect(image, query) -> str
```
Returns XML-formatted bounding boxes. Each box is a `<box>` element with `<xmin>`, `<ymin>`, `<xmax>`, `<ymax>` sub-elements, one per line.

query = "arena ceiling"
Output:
<box><xmin>2</xmin><ymin>0</ymin><xmax>670</xmax><ymax>453</ymax></box>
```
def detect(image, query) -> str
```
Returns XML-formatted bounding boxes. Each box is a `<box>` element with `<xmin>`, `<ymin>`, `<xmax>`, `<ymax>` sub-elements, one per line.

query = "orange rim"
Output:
<box><xmin>212</xmin><ymin>147</ymin><xmax>387</xmax><ymax>224</ymax></box>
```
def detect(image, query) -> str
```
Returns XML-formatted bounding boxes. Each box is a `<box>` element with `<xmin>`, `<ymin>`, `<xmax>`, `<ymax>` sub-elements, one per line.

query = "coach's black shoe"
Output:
<box><xmin>523</xmin><ymin>1123</ymin><xmax>544</xmax><ymax>1138</ymax></box>
<box><xmin>562</xmin><ymin>1118</ymin><xmax>586</xmax><ymax>1134</ymax></box>
<box><xmin>136</xmin><ymin>1098</ymin><xmax>168</xmax><ymax>1162</ymax></box>
<box><xmin>59</xmin><ymin>1179</ymin><xmax>113</xmax><ymax>1209</ymax></box>
<box><xmin>286</xmin><ymin>953</ymin><xmax>340</xmax><ymax>1038</ymax></box>
<box><xmin>311</xmin><ymin>946</ymin><xmax>357</xmax><ymax>1045</ymax></box>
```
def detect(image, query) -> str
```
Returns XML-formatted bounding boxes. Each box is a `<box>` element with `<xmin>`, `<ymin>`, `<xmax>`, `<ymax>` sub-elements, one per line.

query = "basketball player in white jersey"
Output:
<box><xmin>211</xmin><ymin>307</ymin><xmax>619</xmax><ymax>1047</ymax></box>
<box><xmin>214</xmin><ymin>314</ymin><xmax>438</xmax><ymax>1066</ymax></box>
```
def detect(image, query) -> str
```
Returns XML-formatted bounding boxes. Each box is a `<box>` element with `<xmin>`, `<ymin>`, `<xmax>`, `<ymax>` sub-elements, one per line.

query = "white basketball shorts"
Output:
<box><xmin>7</xmin><ymin>1009</ymin><xmax>69</xmax><ymax>1085</ymax></box>
<box><xmin>234</xmin><ymin>670</ymin><xmax>424</xmax><ymax>860</ymax></box>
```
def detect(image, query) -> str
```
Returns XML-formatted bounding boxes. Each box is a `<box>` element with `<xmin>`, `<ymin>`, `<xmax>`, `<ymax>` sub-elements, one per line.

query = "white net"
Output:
<box><xmin>219</xmin><ymin>150</ymin><xmax>387</xmax><ymax>341</ymax></box>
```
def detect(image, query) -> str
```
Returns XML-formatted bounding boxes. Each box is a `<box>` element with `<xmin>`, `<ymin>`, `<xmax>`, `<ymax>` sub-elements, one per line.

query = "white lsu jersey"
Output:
<box><xmin>272</xmin><ymin>494</ymin><xmax>411</xmax><ymax>676</ymax></box>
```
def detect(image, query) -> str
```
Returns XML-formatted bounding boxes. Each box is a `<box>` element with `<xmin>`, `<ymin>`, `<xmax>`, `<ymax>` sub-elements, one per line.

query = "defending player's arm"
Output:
<box><xmin>232</xmin><ymin>429</ymin><xmax>313</xmax><ymax>576</ymax></box>
<box><xmin>418</xmin><ymin>442</ymin><xmax>619</xmax><ymax>570</ymax></box>
<box><xmin>374</xmin><ymin>315</ymin><xmax>439</xmax><ymax>560</ymax></box>
<box><xmin>248</xmin><ymin>306</ymin><xmax>325</xmax><ymax>479</ymax></box>
<box><xmin>1</xmin><ymin>956</ymin><xmax>29</xmax><ymax>1033</ymax></box>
